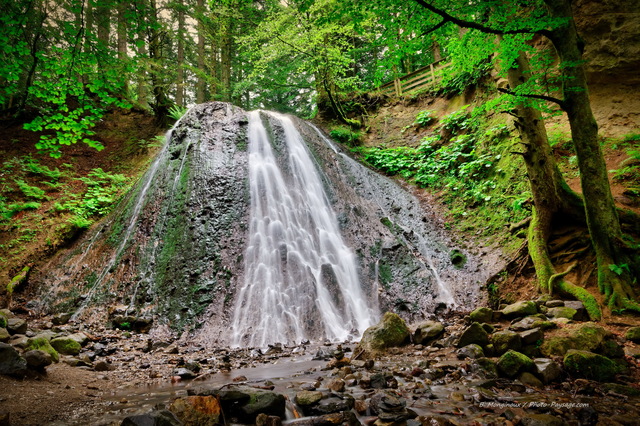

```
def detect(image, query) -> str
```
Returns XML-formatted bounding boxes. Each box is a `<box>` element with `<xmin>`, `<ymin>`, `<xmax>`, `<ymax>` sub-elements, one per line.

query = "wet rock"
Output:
<box><xmin>66</xmin><ymin>332</ymin><xmax>89</xmax><ymax>346</ymax></box>
<box><xmin>546</xmin><ymin>306</ymin><xmax>577</xmax><ymax>320</ymax></box>
<box><xmin>50</xmin><ymin>337</ymin><xmax>81</xmax><ymax>355</ymax></box>
<box><xmin>327</xmin><ymin>378</ymin><xmax>345</xmax><ymax>392</ymax></box>
<box><xmin>469</xmin><ymin>307</ymin><xmax>493</xmax><ymax>324</ymax></box>
<box><xmin>510</xmin><ymin>316</ymin><xmax>555</xmax><ymax>332</ymax></box>
<box><xmin>295</xmin><ymin>390</ymin><xmax>324</xmax><ymax>407</ymax></box>
<box><xmin>491</xmin><ymin>330</ymin><xmax>522</xmax><ymax>356</ymax></box>
<box><xmin>25</xmin><ymin>337</ymin><xmax>59</xmax><ymax>362</ymax></box>
<box><xmin>456</xmin><ymin>344</ymin><xmax>484</xmax><ymax>359</ymax></box>
<box><xmin>213</xmin><ymin>385</ymin><xmax>286</xmax><ymax>423</ymax></box>
<box><xmin>563</xmin><ymin>350</ymin><xmax>621</xmax><ymax>382</ymax></box>
<box><xmin>0</xmin><ymin>328</ymin><xmax>9</xmax><ymax>343</ymax></box>
<box><xmin>0</xmin><ymin>342</ymin><xmax>27</xmax><ymax>377</ymax></box>
<box><xmin>255</xmin><ymin>413</ymin><xmax>282</xmax><ymax>426</ymax></box>
<box><xmin>502</xmin><ymin>301</ymin><xmax>537</xmax><ymax>319</ymax></box>
<box><xmin>455</xmin><ymin>322</ymin><xmax>489</xmax><ymax>348</ymax></box>
<box><xmin>94</xmin><ymin>360</ymin><xmax>116</xmax><ymax>371</ymax></box>
<box><xmin>625</xmin><ymin>326</ymin><xmax>640</xmax><ymax>343</ymax></box>
<box><xmin>521</xmin><ymin>413</ymin><xmax>564</xmax><ymax>426</ymax></box>
<box><xmin>545</xmin><ymin>300</ymin><xmax>564</xmax><ymax>308</ymax></box>
<box><xmin>370</xmin><ymin>372</ymin><xmax>387</xmax><ymax>389</ymax></box>
<box><xmin>174</xmin><ymin>368</ymin><xmax>196</xmax><ymax>379</ymax></box>
<box><xmin>356</xmin><ymin>312</ymin><xmax>410</xmax><ymax>354</ymax></box>
<box><xmin>540</xmin><ymin>322</ymin><xmax>610</xmax><ymax>357</ymax></box>
<box><xmin>470</xmin><ymin>357</ymin><xmax>498</xmax><ymax>379</ymax></box>
<box><xmin>413</xmin><ymin>321</ymin><xmax>444</xmax><ymax>345</ymax></box>
<box><xmin>518</xmin><ymin>372</ymin><xmax>542</xmax><ymax>388</ymax></box>
<box><xmin>120</xmin><ymin>409</ymin><xmax>182</xmax><ymax>426</ymax></box>
<box><xmin>599</xmin><ymin>339</ymin><xmax>625</xmax><ymax>359</ymax></box>
<box><xmin>24</xmin><ymin>350</ymin><xmax>53</xmax><ymax>370</ymax></box>
<box><xmin>369</xmin><ymin>391</ymin><xmax>410</xmax><ymax>423</ymax></box>
<box><xmin>533</xmin><ymin>358</ymin><xmax>562</xmax><ymax>383</ymax></box>
<box><xmin>308</xmin><ymin>394</ymin><xmax>354</xmax><ymax>416</ymax></box>
<box><xmin>564</xmin><ymin>301</ymin><xmax>587</xmax><ymax>321</ymax></box>
<box><xmin>519</xmin><ymin>328</ymin><xmax>543</xmax><ymax>346</ymax></box>
<box><xmin>287</xmin><ymin>411</ymin><xmax>359</xmax><ymax>425</ymax></box>
<box><xmin>6</xmin><ymin>318</ymin><xmax>27</xmax><ymax>335</ymax></box>
<box><xmin>169</xmin><ymin>395</ymin><xmax>221</xmax><ymax>425</ymax></box>
<box><xmin>52</xmin><ymin>313</ymin><xmax>72</xmax><ymax>326</ymax></box>
<box><xmin>602</xmin><ymin>382</ymin><xmax>640</xmax><ymax>397</ymax></box>
<box><xmin>496</xmin><ymin>350</ymin><xmax>534</xmax><ymax>378</ymax></box>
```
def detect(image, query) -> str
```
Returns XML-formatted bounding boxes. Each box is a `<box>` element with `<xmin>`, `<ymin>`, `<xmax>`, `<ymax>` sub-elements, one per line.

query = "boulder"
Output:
<box><xmin>169</xmin><ymin>395</ymin><xmax>222</xmax><ymax>426</ymax></box>
<box><xmin>545</xmin><ymin>300</ymin><xmax>564</xmax><ymax>308</ymax></box>
<box><xmin>470</xmin><ymin>357</ymin><xmax>498</xmax><ymax>379</ymax></box>
<box><xmin>0</xmin><ymin>342</ymin><xmax>27</xmax><ymax>377</ymax></box>
<box><xmin>521</xmin><ymin>413</ymin><xmax>564</xmax><ymax>426</ymax></box>
<box><xmin>625</xmin><ymin>326</ymin><xmax>640</xmax><ymax>343</ymax></box>
<box><xmin>533</xmin><ymin>358</ymin><xmax>562</xmax><ymax>383</ymax></box>
<box><xmin>0</xmin><ymin>312</ymin><xmax>7</xmax><ymax>328</ymax></box>
<box><xmin>120</xmin><ymin>409</ymin><xmax>182</xmax><ymax>426</ymax></box>
<box><xmin>295</xmin><ymin>390</ymin><xmax>324</xmax><ymax>407</ymax></box>
<box><xmin>502</xmin><ymin>301</ymin><xmax>537</xmax><ymax>319</ymax></box>
<box><xmin>490</xmin><ymin>330</ymin><xmax>522</xmax><ymax>355</ymax></box>
<box><xmin>25</xmin><ymin>337</ymin><xmax>59</xmax><ymax>362</ymax></box>
<box><xmin>52</xmin><ymin>313</ymin><xmax>72</xmax><ymax>326</ymax></box>
<box><xmin>214</xmin><ymin>385</ymin><xmax>286</xmax><ymax>423</ymax></box>
<box><xmin>564</xmin><ymin>301</ymin><xmax>588</xmax><ymax>321</ymax></box>
<box><xmin>306</xmin><ymin>394</ymin><xmax>354</xmax><ymax>416</ymax></box>
<box><xmin>66</xmin><ymin>332</ymin><xmax>89</xmax><ymax>346</ymax></box>
<box><xmin>356</xmin><ymin>312</ymin><xmax>410</xmax><ymax>354</ymax></box>
<box><xmin>455</xmin><ymin>322</ymin><xmax>489</xmax><ymax>348</ymax></box>
<box><xmin>510</xmin><ymin>316</ymin><xmax>555</xmax><ymax>332</ymax></box>
<box><xmin>518</xmin><ymin>372</ymin><xmax>543</xmax><ymax>388</ymax></box>
<box><xmin>50</xmin><ymin>337</ymin><xmax>82</xmax><ymax>355</ymax></box>
<box><xmin>456</xmin><ymin>344</ymin><xmax>484</xmax><ymax>359</ymax></box>
<box><xmin>519</xmin><ymin>328</ymin><xmax>543</xmax><ymax>346</ymax></box>
<box><xmin>546</xmin><ymin>306</ymin><xmax>577</xmax><ymax>320</ymax></box>
<box><xmin>563</xmin><ymin>350</ymin><xmax>621</xmax><ymax>382</ymax></box>
<box><xmin>540</xmin><ymin>322</ymin><xmax>610</xmax><ymax>357</ymax></box>
<box><xmin>496</xmin><ymin>350</ymin><xmax>534</xmax><ymax>378</ymax></box>
<box><xmin>469</xmin><ymin>307</ymin><xmax>493</xmax><ymax>324</ymax></box>
<box><xmin>6</xmin><ymin>318</ymin><xmax>27</xmax><ymax>335</ymax></box>
<box><xmin>24</xmin><ymin>350</ymin><xmax>53</xmax><ymax>370</ymax></box>
<box><xmin>0</xmin><ymin>328</ymin><xmax>9</xmax><ymax>343</ymax></box>
<box><xmin>369</xmin><ymin>391</ymin><xmax>410</xmax><ymax>423</ymax></box>
<box><xmin>412</xmin><ymin>321</ymin><xmax>444</xmax><ymax>345</ymax></box>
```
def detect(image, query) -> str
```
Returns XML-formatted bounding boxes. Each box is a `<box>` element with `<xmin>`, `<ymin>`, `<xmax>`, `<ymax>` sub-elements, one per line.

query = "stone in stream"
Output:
<box><xmin>455</xmin><ymin>322</ymin><xmax>489</xmax><ymax>348</ymax></box>
<box><xmin>369</xmin><ymin>391</ymin><xmax>411</xmax><ymax>423</ymax></box>
<box><xmin>533</xmin><ymin>358</ymin><xmax>562</xmax><ymax>383</ymax></box>
<box><xmin>208</xmin><ymin>385</ymin><xmax>286</xmax><ymax>423</ymax></box>
<box><xmin>0</xmin><ymin>328</ymin><xmax>9</xmax><ymax>343</ymax></box>
<box><xmin>490</xmin><ymin>330</ymin><xmax>522</xmax><ymax>355</ymax></box>
<box><xmin>521</xmin><ymin>413</ymin><xmax>565</xmax><ymax>426</ymax></box>
<box><xmin>120</xmin><ymin>409</ymin><xmax>182</xmax><ymax>426</ymax></box>
<box><xmin>563</xmin><ymin>350</ymin><xmax>622</xmax><ymax>382</ymax></box>
<box><xmin>496</xmin><ymin>350</ymin><xmax>534</xmax><ymax>378</ymax></box>
<box><xmin>6</xmin><ymin>318</ymin><xmax>27</xmax><ymax>335</ymax></box>
<box><xmin>355</xmin><ymin>312</ymin><xmax>410</xmax><ymax>355</ymax></box>
<box><xmin>169</xmin><ymin>395</ymin><xmax>222</xmax><ymax>426</ymax></box>
<box><xmin>412</xmin><ymin>320</ymin><xmax>444</xmax><ymax>345</ymax></box>
<box><xmin>469</xmin><ymin>307</ymin><xmax>493</xmax><ymax>324</ymax></box>
<box><xmin>0</xmin><ymin>342</ymin><xmax>27</xmax><ymax>377</ymax></box>
<box><xmin>456</xmin><ymin>344</ymin><xmax>484</xmax><ymax>359</ymax></box>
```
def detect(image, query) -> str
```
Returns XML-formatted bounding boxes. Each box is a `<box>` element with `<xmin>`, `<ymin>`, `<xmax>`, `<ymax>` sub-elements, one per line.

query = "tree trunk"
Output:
<box><xmin>148</xmin><ymin>0</ymin><xmax>169</xmax><ymax>125</ymax></box>
<box><xmin>176</xmin><ymin>0</ymin><xmax>185</xmax><ymax>106</ymax></box>
<box><xmin>544</xmin><ymin>0</ymin><xmax>639</xmax><ymax>312</ymax></box>
<box><xmin>196</xmin><ymin>0</ymin><xmax>206</xmax><ymax>103</ymax></box>
<box><xmin>96</xmin><ymin>0</ymin><xmax>110</xmax><ymax>51</ymax></box>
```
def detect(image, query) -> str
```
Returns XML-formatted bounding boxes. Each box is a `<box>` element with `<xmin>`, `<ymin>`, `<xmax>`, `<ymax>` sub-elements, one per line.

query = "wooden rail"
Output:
<box><xmin>376</xmin><ymin>60</ymin><xmax>451</xmax><ymax>96</ymax></box>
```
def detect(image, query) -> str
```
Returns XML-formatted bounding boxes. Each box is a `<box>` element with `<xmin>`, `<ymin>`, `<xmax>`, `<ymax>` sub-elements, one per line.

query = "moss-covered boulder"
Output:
<box><xmin>0</xmin><ymin>313</ymin><xmax>7</xmax><ymax>329</ymax></box>
<box><xmin>540</xmin><ymin>323</ymin><xmax>610</xmax><ymax>357</ymax></box>
<box><xmin>25</xmin><ymin>337</ymin><xmax>59</xmax><ymax>362</ymax></box>
<box><xmin>563</xmin><ymin>350</ymin><xmax>622</xmax><ymax>382</ymax></box>
<box><xmin>496</xmin><ymin>350</ymin><xmax>534</xmax><ymax>378</ymax></box>
<box><xmin>502</xmin><ymin>301</ymin><xmax>537</xmax><ymax>319</ymax></box>
<box><xmin>456</xmin><ymin>344</ymin><xmax>484</xmax><ymax>359</ymax></box>
<box><xmin>456</xmin><ymin>322</ymin><xmax>489</xmax><ymax>348</ymax></box>
<box><xmin>471</xmin><ymin>357</ymin><xmax>498</xmax><ymax>379</ymax></box>
<box><xmin>356</xmin><ymin>312</ymin><xmax>410</xmax><ymax>354</ymax></box>
<box><xmin>50</xmin><ymin>337</ymin><xmax>81</xmax><ymax>355</ymax></box>
<box><xmin>546</xmin><ymin>306</ymin><xmax>577</xmax><ymax>320</ymax></box>
<box><xmin>491</xmin><ymin>330</ymin><xmax>522</xmax><ymax>355</ymax></box>
<box><xmin>0</xmin><ymin>328</ymin><xmax>9</xmax><ymax>343</ymax></box>
<box><xmin>510</xmin><ymin>315</ymin><xmax>555</xmax><ymax>332</ymax></box>
<box><xmin>625</xmin><ymin>327</ymin><xmax>640</xmax><ymax>343</ymax></box>
<box><xmin>413</xmin><ymin>320</ymin><xmax>444</xmax><ymax>345</ymax></box>
<box><xmin>469</xmin><ymin>307</ymin><xmax>493</xmax><ymax>324</ymax></box>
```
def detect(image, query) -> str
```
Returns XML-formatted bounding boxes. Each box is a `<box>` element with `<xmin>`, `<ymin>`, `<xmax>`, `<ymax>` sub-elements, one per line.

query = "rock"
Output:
<box><xmin>545</xmin><ymin>300</ymin><xmax>564</xmax><ymax>308</ymax></box>
<box><xmin>455</xmin><ymin>322</ymin><xmax>489</xmax><ymax>348</ymax></box>
<box><xmin>518</xmin><ymin>372</ymin><xmax>542</xmax><ymax>388</ymax></box>
<box><xmin>0</xmin><ymin>313</ymin><xmax>6</xmax><ymax>329</ymax></box>
<box><xmin>9</xmin><ymin>335</ymin><xmax>28</xmax><ymax>349</ymax></box>
<box><xmin>66</xmin><ymin>332</ymin><xmax>89</xmax><ymax>346</ymax></box>
<box><xmin>174</xmin><ymin>368</ymin><xmax>196</xmax><ymax>379</ymax></box>
<box><xmin>490</xmin><ymin>330</ymin><xmax>522</xmax><ymax>355</ymax></box>
<box><xmin>519</xmin><ymin>328</ymin><xmax>543</xmax><ymax>346</ymax></box>
<box><xmin>533</xmin><ymin>358</ymin><xmax>562</xmax><ymax>383</ymax></box>
<box><xmin>120</xmin><ymin>409</ymin><xmax>182</xmax><ymax>426</ymax></box>
<box><xmin>327</xmin><ymin>378</ymin><xmax>345</xmax><ymax>392</ymax></box>
<box><xmin>469</xmin><ymin>307</ymin><xmax>493</xmax><ymax>324</ymax></box>
<box><xmin>509</xmin><ymin>316</ymin><xmax>555</xmax><ymax>332</ymax></box>
<box><xmin>307</xmin><ymin>394</ymin><xmax>354</xmax><ymax>416</ymax></box>
<box><xmin>50</xmin><ymin>337</ymin><xmax>82</xmax><ymax>355</ymax></box>
<box><xmin>6</xmin><ymin>318</ymin><xmax>27</xmax><ymax>335</ymax></box>
<box><xmin>521</xmin><ymin>413</ymin><xmax>564</xmax><ymax>426</ymax></box>
<box><xmin>255</xmin><ymin>413</ymin><xmax>282</xmax><ymax>426</ymax></box>
<box><xmin>94</xmin><ymin>360</ymin><xmax>116</xmax><ymax>371</ymax></box>
<box><xmin>0</xmin><ymin>343</ymin><xmax>27</xmax><ymax>377</ymax></box>
<box><xmin>25</xmin><ymin>337</ymin><xmax>59</xmax><ymax>362</ymax></box>
<box><xmin>599</xmin><ymin>339</ymin><xmax>625</xmax><ymax>359</ymax></box>
<box><xmin>413</xmin><ymin>321</ymin><xmax>444</xmax><ymax>345</ymax></box>
<box><xmin>502</xmin><ymin>301</ymin><xmax>537</xmax><ymax>319</ymax></box>
<box><xmin>546</xmin><ymin>306</ymin><xmax>577</xmax><ymax>320</ymax></box>
<box><xmin>564</xmin><ymin>301</ymin><xmax>587</xmax><ymax>321</ymax></box>
<box><xmin>370</xmin><ymin>392</ymin><xmax>410</xmax><ymax>423</ymax></box>
<box><xmin>456</xmin><ymin>344</ymin><xmax>484</xmax><ymax>359</ymax></box>
<box><xmin>356</xmin><ymin>312</ymin><xmax>410</xmax><ymax>354</ymax></box>
<box><xmin>470</xmin><ymin>357</ymin><xmax>498</xmax><ymax>379</ymax></box>
<box><xmin>370</xmin><ymin>373</ymin><xmax>387</xmax><ymax>389</ymax></box>
<box><xmin>563</xmin><ymin>350</ymin><xmax>621</xmax><ymax>382</ymax></box>
<box><xmin>33</xmin><ymin>330</ymin><xmax>57</xmax><ymax>342</ymax></box>
<box><xmin>625</xmin><ymin>326</ymin><xmax>640</xmax><ymax>343</ymax></box>
<box><xmin>52</xmin><ymin>313</ymin><xmax>72</xmax><ymax>326</ymax></box>
<box><xmin>0</xmin><ymin>328</ymin><xmax>9</xmax><ymax>343</ymax></box>
<box><xmin>214</xmin><ymin>385</ymin><xmax>286</xmax><ymax>423</ymax></box>
<box><xmin>295</xmin><ymin>390</ymin><xmax>324</xmax><ymax>407</ymax></box>
<box><xmin>24</xmin><ymin>350</ymin><xmax>53</xmax><ymax>370</ymax></box>
<box><xmin>287</xmin><ymin>412</ymin><xmax>359</xmax><ymax>425</ymax></box>
<box><xmin>169</xmin><ymin>395</ymin><xmax>222</xmax><ymax>426</ymax></box>
<box><xmin>496</xmin><ymin>350</ymin><xmax>534</xmax><ymax>378</ymax></box>
<box><xmin>540</xmin><ymin>322</ymin><xmax>610</xmax><ymax>357</ymax></box>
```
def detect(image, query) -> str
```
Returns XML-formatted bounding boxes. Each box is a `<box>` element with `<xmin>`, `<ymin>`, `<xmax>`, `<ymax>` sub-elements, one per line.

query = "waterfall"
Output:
<box><xmin>231</xmin><ymin>111</ymin><xmax>378</xmax><ymax>347</ymax></box>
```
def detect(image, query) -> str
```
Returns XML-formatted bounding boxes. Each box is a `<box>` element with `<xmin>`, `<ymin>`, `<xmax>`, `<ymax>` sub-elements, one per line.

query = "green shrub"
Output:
<box><xmin>330</xmin><ymin>126</ymin><xmax>361</xmax><ymax>145</ymax></box>
<box><xmin>414</xmin><ymin>110</ymin><xmax>436</xmax><ymax>127</ymax></box>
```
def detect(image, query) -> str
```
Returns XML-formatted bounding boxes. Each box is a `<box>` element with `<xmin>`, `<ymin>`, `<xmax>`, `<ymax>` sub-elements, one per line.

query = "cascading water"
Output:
<box><xmin>231</xmin><ymin>111</ymin><xmax>377</xmax><ymax>347</ymax></box>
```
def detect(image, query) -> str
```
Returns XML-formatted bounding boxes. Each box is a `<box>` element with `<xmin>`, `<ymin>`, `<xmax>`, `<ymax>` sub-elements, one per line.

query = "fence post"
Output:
<box><xmin>430</xmin><ymin>63</ymin><xmax>436</xmax><ymax>88</ymax></box>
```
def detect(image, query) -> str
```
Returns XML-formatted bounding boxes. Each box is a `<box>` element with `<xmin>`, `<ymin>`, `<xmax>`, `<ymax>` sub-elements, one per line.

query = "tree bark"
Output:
<box><xmin>196</xmin><ymin>0</ymin><xmax>206</xmax><ymax>103</ymax></box>
<box><xmin>176</xmin><ymin>0</ymin><xmax>185</xmax><ymax>106</ymax></box>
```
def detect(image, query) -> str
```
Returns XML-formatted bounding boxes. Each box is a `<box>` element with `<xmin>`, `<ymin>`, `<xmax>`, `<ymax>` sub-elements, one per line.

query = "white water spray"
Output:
<box><xmin>231</xmin><ymin>111</ymin><xmax>377</xmax><ymax>347</ymax></box>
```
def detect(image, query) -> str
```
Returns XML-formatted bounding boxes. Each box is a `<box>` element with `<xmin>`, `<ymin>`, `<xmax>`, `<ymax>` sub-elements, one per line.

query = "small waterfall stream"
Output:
<box><xmin>231</xmin><ymin>111</ymin><xmax>377</xmax><ymax>347</ymax></box>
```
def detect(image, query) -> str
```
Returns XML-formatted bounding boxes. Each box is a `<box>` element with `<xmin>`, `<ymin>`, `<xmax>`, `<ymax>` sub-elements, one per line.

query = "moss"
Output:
<box><xmin>496</xmin><ymin>350</ymin><xmax>534</xmax><ymax>378</ymax></box>
<box><xmin>358</xmin><ymin>312</ymin><xmax>410</xmax><ymax>353</ymax></box>
<box><xmin>26</xmin><ymin>337</ymin><xmax>60</xmax><ymax>362</ymax></box>
<box><xmin>563</xmin><ymin>350</ymin><xmax>621</xmax><ymax>382</ymax></box>
<box><xmin>50</xmin><ymin>337</ymin><xmax>82</xmax><ymax>355</ymax></box>
<box><xmin>449</xmin><ymin>249</ymin><xmax>467</xmax><ymax>268</ymax></box>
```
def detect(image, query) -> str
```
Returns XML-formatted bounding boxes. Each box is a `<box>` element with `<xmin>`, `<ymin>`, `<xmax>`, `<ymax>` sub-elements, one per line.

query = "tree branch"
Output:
<box><xmin>497</xmin><ymin>88</ymin><xmax>566</xmax><ymax>109</ymax></box>
<box><xmin>420</xmin><ymin>19</ymin><xmax>447</xmax><ymax>36</ymax></box>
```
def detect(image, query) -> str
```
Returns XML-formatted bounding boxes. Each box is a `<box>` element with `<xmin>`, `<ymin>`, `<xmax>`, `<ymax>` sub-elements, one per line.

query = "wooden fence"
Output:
<box><xmin>376</xmin><ymin>60</ymin><xmax>451</xmax><ymax>96</ymax></box>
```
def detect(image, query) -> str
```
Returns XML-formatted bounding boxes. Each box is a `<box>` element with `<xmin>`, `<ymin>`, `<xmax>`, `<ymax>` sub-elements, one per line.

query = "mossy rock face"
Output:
<box><xmin>502</xmin><ymin>301</ymin><xmax>537</xmax><ymax>319</ymax></box>
<box><xmin>50</xmin><ymin>337</ymin><xmax>81</xmax><ymax>356</ymax></box>
<box><xmin>625</xmin><ymin>327</ymin><xmax>640</xmax><ymax>343</ymax></box>
<box><xmin>456</xmin><ymin>322</ymin><xmax>489</xmax><ymax>348</ymax></box>
<box><xmin>25</xmin><ymin>337</ymin><xmax>59</xmax><ymax>362</ymax></box>
<box><xmin>469</xmin><ymin>307</ymin><xmax>493</xmax><ymax>324</ymax></box>
<box><xmin>540</xmin><ymin>322</ymin><xmax>610</xmax><ymax>357</ymax></box>
<box><xmin>496</xmin><ymin>350</ymin><xmax>534</xmax><ymax>378</ymax></box>
<box><xmin>491</xmin><ymin>330</ymin><xmax>522</xmax><ymax>356</ymax></box>
<box><xmin>563</xmin><ymin>350</ymin><xmax>621</xmax><ymax>382</ymax></box>
<box><xmin>357</xmin><ymin>312</ymin><xmax>410</xmax><ymax>353</ymax></box>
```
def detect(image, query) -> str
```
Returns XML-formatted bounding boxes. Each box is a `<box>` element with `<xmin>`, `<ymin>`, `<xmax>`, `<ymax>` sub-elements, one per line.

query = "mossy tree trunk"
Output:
<box><xmin>505</xmin><ymin>49</ymin><xmax>601</xmax><ymax>320</ymax></box>
<box><xmin>544</xmin><ymin>0</ymin><xmax>639</xmax><ymax>312</ymax></box>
